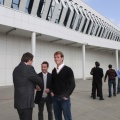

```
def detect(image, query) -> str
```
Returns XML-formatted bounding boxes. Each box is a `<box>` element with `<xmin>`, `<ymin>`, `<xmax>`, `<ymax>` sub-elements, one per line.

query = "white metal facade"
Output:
<box><xmin>0</xmin><ymin>0</ymin><xmax>120</xmax><ymax>86</ymax></box>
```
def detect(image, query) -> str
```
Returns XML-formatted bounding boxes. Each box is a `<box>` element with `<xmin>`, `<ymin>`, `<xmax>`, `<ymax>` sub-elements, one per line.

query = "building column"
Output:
<box><xmin>82</xmin><ymin>44</ymin><xmax>86</xmax><ymax>80</ymax></box>
<box><xmin>31</xmin><ymin>32</ymin><xmax>36</xmax><ymax>66</ymax></box>
<box><xmin>116</xmin><ymin>49</ymin><xmax>119</xmax><ymax>70</ymax></box>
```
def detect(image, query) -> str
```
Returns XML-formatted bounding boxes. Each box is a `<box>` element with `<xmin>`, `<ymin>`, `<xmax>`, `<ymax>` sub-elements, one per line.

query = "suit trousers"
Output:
<box><xmin>17</xmin><ymin>108</ymin><xmax>33</xmax><ymax>120</ymax></box>
<box><xmin>38</xmin><ymin>97</ymin><xmax>53</xmax><ymax>120</ymax></box>
<box><xmin>92</xmin><ymin>81</ymin><xmax>103</xmax><ymax>99</ymax></box>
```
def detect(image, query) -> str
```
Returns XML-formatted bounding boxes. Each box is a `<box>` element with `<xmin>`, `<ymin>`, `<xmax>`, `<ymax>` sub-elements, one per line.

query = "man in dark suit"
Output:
<box><xmin>35</xmin><ymin>61</ymin><xmax>53</xmax><ymax>120</ymax></box>
<box><xmin>13</xmin><ymin>52</ymin><xmax>43</xmax><ymax>120</ymax></box>
<box><xmin>90</xmin><ymin>65</ymin><xmax>100</xmax><ymax>98</ymax></box>
<box><xmin>92</xmin><ymin>61</ymin><xmax>104</xmax><ymax>100</ymax></box>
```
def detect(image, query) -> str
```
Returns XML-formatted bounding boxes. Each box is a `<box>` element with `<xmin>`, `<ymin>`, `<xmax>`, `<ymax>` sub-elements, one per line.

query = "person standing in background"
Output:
<box><xmin>92</xmin><ymin>61</ymin><xmax>104</xmax><ymax>100</ymax></box>
<box><xmin>90</xmin><ymin>65</ymin><xmax>100</xmax><ymax>98</ymax></box>
<box><xmin>104</xmin><ymin>64</ymin><xmax>117</xmax><ymax>97</ymax></box>
<box><xmin>117</xmin><ymin>68</ymin><xmax>120</xmax><ymax>94</ymax></box>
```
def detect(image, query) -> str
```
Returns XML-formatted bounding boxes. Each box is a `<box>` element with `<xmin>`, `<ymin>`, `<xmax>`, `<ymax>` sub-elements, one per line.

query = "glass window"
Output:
<box><xmin>63</xmin><ymin>3</ymin><xmax>70</xmax><ymax>26</ymax></box>
<box><xmin>101</xmin><ymin>27</ymin><xmax>105</xmax><ymax>38</ymax></box>
<box><xmin>11</xmin><ymin>0</ymin><xmax>21</xmax><ymax>10</ymax></box>
<box><xmin>25</xmin><ymin>0</ymin><xmax>34</xmax><ymax>14</ymax></box>
<box><xmin>70</xmin><ymin>10</ymin><xmax>77</xmax><ymax>29</ymax></box>
<box><xmin>81</xmin><ymin>18</ymin><xmax>87</xmax><ymax>32</ymax></box>
<box><xmin>86</xmin><ymin>20</ymin><xmax>92</xmax><ymax>34</ymax></box>
<box><xmin>75</xmin><ymin>15</ymin><xmax>82</xmax><ymax>31</ymax></box>
<box><xmin>98</xmin><ymin>27</ymin><xmax>103</xmax><ymax>37</ymax></box>
<box><xmin>55</xmin><ymin>1</ymin><xmax>63</xmax><ymax>24</ymax></box>
<box><xmin>95</xmin><ymin>26</ymin><xmax>99</xmax><ymax>36</ymax></box>
<box><xmin>90</xmin><ymin>23</ymin><xmax>96</xmax><ymax>35</ymax></box>
<box><xmin>46</xmin><ymin>0</ymin><xmax>56</xmax><ymax>21</ymax></box>
<box><xmin>63</xmin><ymin>8</ymin><xmax>70</xmax><ymax>26</ymax></box>
<box><xmin>0</xmin><ymin>0</ymin><xmax>4</xmax><ymax>5</ymax></box>
<box><xmin>37</xmin><ymin>0</ymin><xmax>46</xmax><ymax>17</ymax></box>
<box><xmin>74</xmin><ymin>4</ymin><xmax>82</xmax><ymax>31</ymax></box>
<box><xmin>110</xmin><ymin>32</ymin><xmax>113</xmax><ymax>40</ymax></box>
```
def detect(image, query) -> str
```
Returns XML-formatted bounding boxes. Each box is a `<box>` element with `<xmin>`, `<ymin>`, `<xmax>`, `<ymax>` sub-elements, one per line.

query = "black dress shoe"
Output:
<box><xmin>113</xmin><ymin>94</ymin><xmax>116</xmax><ymax>96</ymax></box>
<box><xmin>108</xmin><ymin>96</ymin><xmax>111</xmax><ymax>98</ymax></box>
<box><xmin>93</xmin><ymin>97</ymin><xmax>96</xmax><ymax>99</ymax></box>
<box><xmin>99</xmin><ymin>98</ymin><xmax>104</xmax><ymax>100</ymax></box>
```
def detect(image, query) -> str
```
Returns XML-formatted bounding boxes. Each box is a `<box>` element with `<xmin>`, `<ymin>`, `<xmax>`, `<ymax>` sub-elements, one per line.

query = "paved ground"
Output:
<box><xmin>0</xmin><ymin>79</ymin><xmax>120</xmax><ymax>120</ymax></box>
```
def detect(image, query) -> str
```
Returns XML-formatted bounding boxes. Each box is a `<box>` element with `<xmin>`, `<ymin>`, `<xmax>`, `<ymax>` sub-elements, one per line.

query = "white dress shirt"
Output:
<box><xmin>42</xmin><ymin>72</ymin><xmax>47</xmax><ymax>98</ymax></box>
<box><xmin>55</xmin><ymin>63</ymin><xmax>65</xmax><ymax>74</ymax></box>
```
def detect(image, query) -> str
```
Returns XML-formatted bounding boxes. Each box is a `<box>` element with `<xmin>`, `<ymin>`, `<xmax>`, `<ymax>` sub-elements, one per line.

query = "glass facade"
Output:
<box><xmin>46</xmin><ymin>0</ymin><xmax>56</xmax><ymax>21</ymax></box>
<box><xmin>70</xmin><ymin>9</ymin><xmax>77</xmax><ymax>29</ymax></box>
<box><xmin>0</xmin><ymin>0</ymin><xmax>119</xmax><ymax>41</ymax></box>
<box><xmin>11</xmin><ymin>0</ymin><xmax>21</xmax><ymax>10</ymax></box>
<box><xmin>75</xmin><ymin>4</ymin><xmax>82</xmax><ymax>31</ymax></box>
<box><xmin>25</xmin><ymin>0</ymin><xmax>34</xmax><ymax>14</ymax></box>
<box><xmin>55</xmin><ymin>1</ymin><xmax>63</xmax><ymax>24</ymax></box>
<box><xmin>37</xmin><ymin>0</ymin><xmax>46</xmax><ymax>17</ymax></box>
<box><xmin>0</xmin><ymin>0</ymin><xmax>4</xmax><ymax>5</ymax></box>
<box><xmin>63</xmin><ymin>2</ymin><xmax>70</xmax><ymax>26</ymax></box>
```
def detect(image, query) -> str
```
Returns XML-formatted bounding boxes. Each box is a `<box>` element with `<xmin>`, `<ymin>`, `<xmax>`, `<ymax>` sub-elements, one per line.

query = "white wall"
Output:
<box><xmin>86</xmin><ymin>49</ymin><xmax>116</xmax><ymax>77</ymax></box>
<box><xmin>0</xmin><ymin>32</ymin><xmax>31</xmax><ymax>86</ymax></box>
<box><xmin>0</xmin><ymin>32</ymin><xmax>119</xmax><ymax>86</ymax></box>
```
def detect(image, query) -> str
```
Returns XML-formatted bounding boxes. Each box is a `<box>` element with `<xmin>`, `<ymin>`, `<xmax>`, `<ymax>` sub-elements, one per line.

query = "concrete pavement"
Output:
<box><xmin>0</xmin><ymin>79</ymin><xmax>120</xmax><ymax>120</ymax></box>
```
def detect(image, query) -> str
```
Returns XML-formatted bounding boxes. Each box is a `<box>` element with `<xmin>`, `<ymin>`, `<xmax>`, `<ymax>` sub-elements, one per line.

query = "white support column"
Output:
<box><xmin>31</xmin><ymin>32</ymin><xmax>36</xmax><ymax>66</ymax></box>
<box><xmin>116</xmin><ymin>49</ymin><xmax>119</xmax><ymax>71</ymax></box>
<box><xmin>82</xmin><ymin>44</ymin><xmax>86</xmax><ymax>80</ymax></box>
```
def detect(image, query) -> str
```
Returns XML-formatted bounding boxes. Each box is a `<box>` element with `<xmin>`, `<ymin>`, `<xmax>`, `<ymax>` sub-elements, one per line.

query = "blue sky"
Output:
<box><xmin>82</xmin><ymin>0</ymin><xmax>120</xmax><ymax>27</ymax></box>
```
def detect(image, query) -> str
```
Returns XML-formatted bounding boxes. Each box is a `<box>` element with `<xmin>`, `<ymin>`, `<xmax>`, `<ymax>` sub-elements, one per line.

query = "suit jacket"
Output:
<box><xmin>35</xmin><ymin>72</ymin><xmax>52</xmax><ymax>104</ymax></box>
<box><xmin>13</xmin><ymin>62</ymin><xmax>43</xmax><ymax>109</ymax></box>
<box><xmin>92</xmin><ymin>67</ymin><xmax>104</xmax><ymax>83</ymax></box>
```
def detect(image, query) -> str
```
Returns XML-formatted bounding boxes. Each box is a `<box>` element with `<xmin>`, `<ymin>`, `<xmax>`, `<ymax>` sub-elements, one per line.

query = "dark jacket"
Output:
<box><xmin>104</xmin><ymin>69</ymin><xmax>117</xmax><ymax>80</ymax></box>
<box><xmin>91</xmin><ymin>67</ymin><xmax>104</xmax><ymax>83</ymax></box>
<box><xmin>35</xmin><ymin>72</ymin><xmax>52</xmax><ymax>104</ymax></box>
<box><xmin>13</xmin><ymin>62</ymin><xmax>43</xmax><ymax>109</ymax></box>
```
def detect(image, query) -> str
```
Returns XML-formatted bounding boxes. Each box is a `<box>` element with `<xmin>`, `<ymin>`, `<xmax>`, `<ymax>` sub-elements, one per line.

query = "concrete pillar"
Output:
<box><xmin>82</xmin><ymin>44</ymin><xmax>86</xmax><ymax>80</ymax></box>
<box><xmin>31</xmin><ymin>32</ymin><xmax>36</xmax><ymax>66</ymax></box>
<box><xmin>116</xmin><ymin>49</ymin><xmax>119</xmax><ymax>71</ymax></box>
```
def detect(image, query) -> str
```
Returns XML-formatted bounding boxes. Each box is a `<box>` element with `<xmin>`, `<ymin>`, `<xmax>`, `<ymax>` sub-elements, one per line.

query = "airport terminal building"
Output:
<box><xmin>0</xmin><ymin>0</ymin><xmax>120</xmax><ymax>86</ymax></box>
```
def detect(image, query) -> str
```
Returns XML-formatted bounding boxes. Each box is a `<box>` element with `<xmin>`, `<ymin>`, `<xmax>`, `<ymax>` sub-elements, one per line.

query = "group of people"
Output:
<box><xmin>13</xmin><ymin>51</ymin><xmax>75</xmax><ymax>120</ymax></box>
<box><xmin>90</xmin><ymin>61</ymin><xmax>120</xmax><ymax>100</ymax></box>
<box><xmin>12</xmin><ymin>50</ymin><xmax>120</xmax><ymax>120</ymax></box>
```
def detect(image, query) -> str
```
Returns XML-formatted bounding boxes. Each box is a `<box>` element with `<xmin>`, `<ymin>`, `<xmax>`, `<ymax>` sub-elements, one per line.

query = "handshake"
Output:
<box><xmin>36</xmin><ymin>85</ymin><xmax>50</xmax><ymax>93</ymax></box>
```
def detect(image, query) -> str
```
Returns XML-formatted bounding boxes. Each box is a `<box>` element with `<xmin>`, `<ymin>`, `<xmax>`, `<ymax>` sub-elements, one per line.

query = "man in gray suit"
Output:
<box><xmin>13</xmin><ymin>52</ymin><xmax>43</xmax><ymax>120</ymax></box>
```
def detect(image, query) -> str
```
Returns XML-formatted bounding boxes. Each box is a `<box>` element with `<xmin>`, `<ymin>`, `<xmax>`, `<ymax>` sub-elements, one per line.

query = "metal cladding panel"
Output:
<box><xmin>59</xmin><ymin>7</ymin><xmax>67</xmax><ymax>25</ymax></box>
<box><xmin>31</xmin><ymin>0</ymin><xmax>40</xmax><ymax>15</ymax></box>
<box><xmin>66</xmin><ymin>11</ymin><xmax>74</xmax><ymax>28</ymax></box>
<box><xmin>73</xmin><ymin>15</ymin><xmax>79</xmax><ymax>30</ymax></box>
<box><xmin>111</xmin><ymin>33</ymin><xmax>115</xmax><ymax>40</ymax></box>
<box><xmin>19</xmin><ymin>0</ymin><xmax>28</xmax><ymax>12</ymax></box>
<box><xmin>83</xmin><ymin>19</ymin><xmax>90</xmax><ymax>33</ymax></box>
<box><xmin>109</xmin><ymin>31</ymin><xmax>113</xmax><ymax>39</ymax></box>
<box><xmin>92</xmin><ymin>24</ymin><xmax>98</xmax><ymax>36</ymax></box>
<box><xmin>96</xmin><ymin>26</ymin><xmax>101</xmax><ymax>36</ymax></box>
<box><xmin>106</xmin><ymin>30</ymin><xmax>110</xmax><ymax>39</ymax></box>
<box><xmin>42</xmin><ymin>0</ymin><xmax>51</xmax><ymax>19</ymax></box>
<box><xmin>88</xmin><ymin>22</ymin><xmax>93</xmax><ymax>35</ymax></box>
<box><xmin>99</xmin><ymin>27</ymin><xmax>105</xmax><ymax>37</ymax></box>
<box><xmin>4</xmin><ymin>0</ymin><xmax>13</xmax><ymax>7</ymax></box>
<box><xmin>51</xmin><ymin>3</ymin><xmax>59</xmax><ymax>22</ymax></box>
<box><xmin>78</xmin><ymin>17</ymin><xmax>85</xmax><ymax>32</ymax></box>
